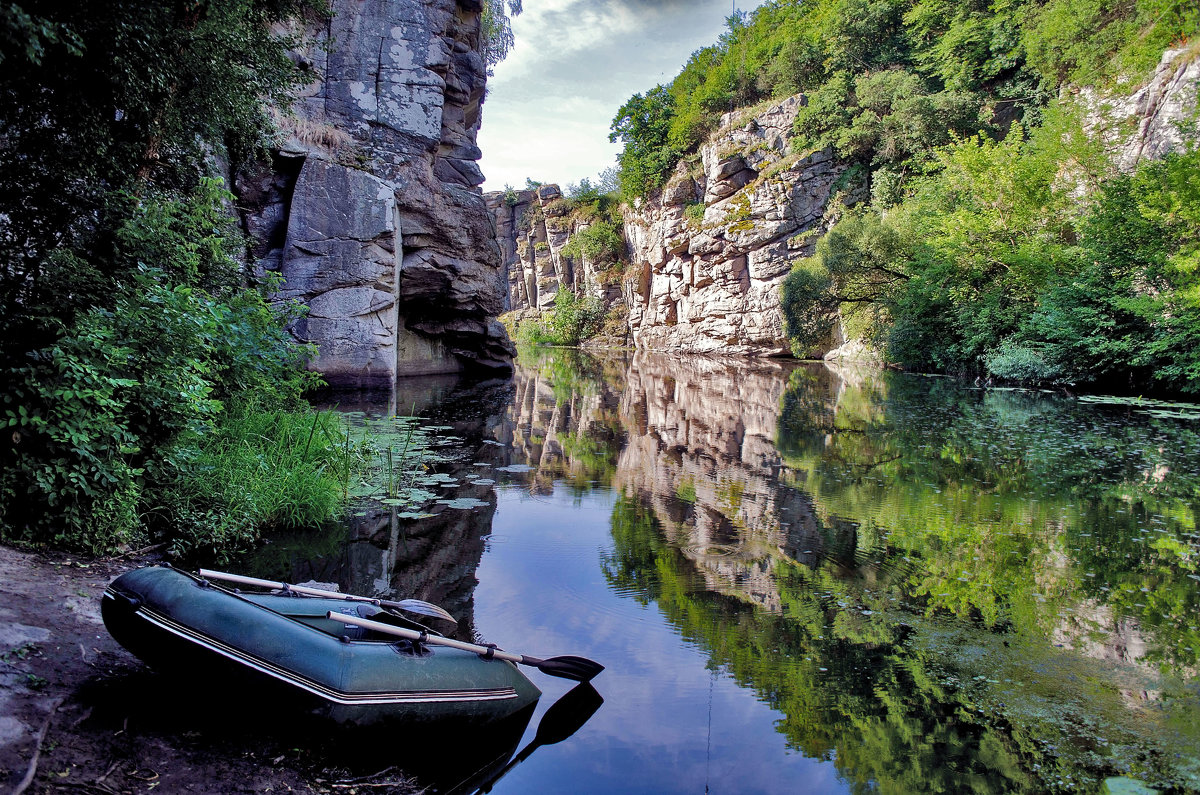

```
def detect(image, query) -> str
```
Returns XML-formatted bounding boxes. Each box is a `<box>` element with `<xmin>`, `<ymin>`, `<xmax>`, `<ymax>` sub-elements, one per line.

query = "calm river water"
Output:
<box><xmin>246</xmin><ymin>349</ymin><xmax>1200</xmax><ymax>794</ymax></box>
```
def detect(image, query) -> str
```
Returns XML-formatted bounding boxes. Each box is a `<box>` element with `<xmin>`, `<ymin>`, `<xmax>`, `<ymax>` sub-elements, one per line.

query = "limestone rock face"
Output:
<box><xmin>494</xmin><ymin>351</ymin><xmax>830</xmax><ymax>612</ymax></box>
<box><xmin>482</xmin><ymin>96</ymin><xmax>864</xmax><ymax>357</ymax></box>
<box><xmin>1084</xmin><ymin>48</ymin><xmax>1200</xmax><ymax>171</ymax></box>
<box><xmin>239</xmin><ymin>0</ymin><xmax>512</xmax><ymax>387</ymax></box>
<box><xmin>623</xmin><ymin>96</ymin><xmax>866</xmax><ymax>357</ymax></box>
<box><xmin>277</xmin><ymin>159</ymin><xmax>400</xmax><ymax>384</ymax></box>
<box><xmin>484</xmin><ymin>186</ymin><xmax>627</xmax><ymax>334</ymax></box>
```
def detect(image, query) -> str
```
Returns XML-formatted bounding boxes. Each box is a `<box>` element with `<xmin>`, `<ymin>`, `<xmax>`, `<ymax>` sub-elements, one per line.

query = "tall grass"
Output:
<box><xmin>162</xmin><ymin>408</ymin><xmax>363</xmax><ymax>561</ymax></box>
<box><xmin>159</xmin><ymin>408</ymin><xmax>458</xmax><ymax>562</ymax></box>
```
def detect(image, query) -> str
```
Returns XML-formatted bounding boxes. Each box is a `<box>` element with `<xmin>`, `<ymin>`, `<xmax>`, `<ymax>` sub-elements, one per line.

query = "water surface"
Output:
<box><xmin>248</xmin><ymin>349</ymin><xmax>1200</xmax><ymax>793</ymax></box>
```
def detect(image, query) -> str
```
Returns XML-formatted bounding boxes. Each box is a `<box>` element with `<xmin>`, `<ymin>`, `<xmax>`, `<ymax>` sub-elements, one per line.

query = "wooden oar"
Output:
<box><xmin>198</xmin><ymin>569</ymin><xmax>456</xmax><ymax>624</ymax></box>
<box><xmin>331</xmin><ymin>612</ymin><xmax>604</xmax><ymax>682</ymax></box>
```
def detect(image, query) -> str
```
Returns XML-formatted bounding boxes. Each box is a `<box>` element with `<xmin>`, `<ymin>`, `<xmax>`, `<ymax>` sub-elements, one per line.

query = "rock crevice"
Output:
<box><xmin>238</xmin><ymin>0</ymin><xmax>512</xmax><ymax>388</ymax></box>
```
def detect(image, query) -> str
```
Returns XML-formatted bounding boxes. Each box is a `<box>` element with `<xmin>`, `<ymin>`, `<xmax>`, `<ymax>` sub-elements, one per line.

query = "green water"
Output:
<box><xmin>512</xmin><ymin>349</ymin><xmax>1199</xmax><ymax>792</ymax></box>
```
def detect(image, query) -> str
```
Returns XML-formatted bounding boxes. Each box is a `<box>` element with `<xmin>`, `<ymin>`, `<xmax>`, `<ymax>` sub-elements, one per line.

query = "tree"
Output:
<box><xmin>609</xmin><ymin>86</ymin><xmax>679</xmax><ymax>199</ymax></box>
<box><xmin>481</xmin><ymin>0</ymin><xmax>522</xmax><ymax>73</ymax></box>
<box><xmin>0</xmin><ymin>0</ymin><xmax>331</xmax><ymax>552</ymax></box>
<box><xmin>0</xmin><ymin>0</ymin><xmax>324</xmax><ymax>352</ymax></box>
<box><xmin>781</xmin><ymin>208</ymin><xmax>911</xmax><ymax>355</ymax></box>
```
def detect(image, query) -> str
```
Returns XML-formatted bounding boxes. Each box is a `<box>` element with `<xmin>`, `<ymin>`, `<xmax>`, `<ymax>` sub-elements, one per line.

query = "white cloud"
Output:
<box><xmin>478</xmin><ymin>0</ymin><xmax>766</xmax><ymax>191</ymax></box>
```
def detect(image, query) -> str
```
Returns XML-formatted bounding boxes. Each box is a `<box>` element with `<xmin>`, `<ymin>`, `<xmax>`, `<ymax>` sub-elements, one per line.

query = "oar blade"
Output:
<box><xmin>534</xmin><ymin>655</ymin><xmax>604</xmax><ymax>682</ymax></box>
<box><xmin>534</xmin><ymin>682</ymin><xmax>604</xmax><ymax>746</ymax></box>
<box><xmin>390</xmin><ymin>598</ymin><xmax>457</xmax><ymax>624</ymax></box>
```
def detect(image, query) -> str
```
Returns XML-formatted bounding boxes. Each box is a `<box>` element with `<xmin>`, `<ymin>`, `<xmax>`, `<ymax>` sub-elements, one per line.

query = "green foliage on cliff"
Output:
<box><xmin>610</xmin><ymin>0</ymin><xmax>1002</xmax><ymax>198</ymax></box>
<box><xmin>481</xmin><ymin>0</ymin><xmax>522</xmax><ymax>72</ymax></box>
<box><xmin>0</xmin><ymin>0</ymin><xmax>352</xmax><ymax>556</ymax></box>
<box><xmin>560</xmin><ymin>177</ymin><xmax>627</xmax><ymax>274</ymax></box>
<box><xmin>561</xmin><ymin>220</ymin><xmax>624</xmax><ymax>267</ymax></box>
<box><xmin>515</xmin><ymin>289</ymin><xmax>606</xmax><ymax>347</ymax></box>
<box><xmin>605</xmin><ymin>0</ymin><xmax>1198</xmax><ymax>390</ymax></box>
<box><xmin>609</xmin><ymin>86</ymin><xmax>680</xmax><ymax>198</ymax></box>
<box><xmin>610</xmin><ymin>0</ymin><xmax>1196</xmax><ymax>195</ymax></box>
<box><xmin>782</xmin><ymin>106</ymin><xmax>1200</xmax><ymax>392</ymax></box>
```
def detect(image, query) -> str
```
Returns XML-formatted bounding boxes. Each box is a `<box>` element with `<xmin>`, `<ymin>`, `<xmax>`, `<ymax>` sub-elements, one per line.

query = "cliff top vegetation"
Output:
<box><xmin>607</xmin><ymin>0</ymin><xmax>1199</xmax><ymax>395</ymax></box>
<box><xmin>610</xmin><ymin>0</ymin><xmax>1197</xmax><ymax>200</ymax></box>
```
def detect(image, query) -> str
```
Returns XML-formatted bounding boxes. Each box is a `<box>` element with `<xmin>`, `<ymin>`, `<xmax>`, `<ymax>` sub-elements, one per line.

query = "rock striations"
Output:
<box><xmin>237</xmin><ymin>0</ymin><xmax>513</xmax><ymax>387</ymax></box>
<box><xmin>485</xmin><ymin>95</ymin><xmax>866</xmax><ymax>357</ymax></box>
<box><xmin>483</xmin><ymin>184</ymin><xmax>626</xmax><ymax>319</ymax></box>
<box><xmin>622</xmin><ymin>97</ymin><xmax>866</xmax><ymax>356</ymax></box>
<box><xmin>484</xmin><ymin>50</ymin><xmax>1197</xmax><ymax>362</ymax></box>
<box><xmin>1084</xmin><ymin>47</ymin><xmax>1200</xmax><ymax>172</ymax></box>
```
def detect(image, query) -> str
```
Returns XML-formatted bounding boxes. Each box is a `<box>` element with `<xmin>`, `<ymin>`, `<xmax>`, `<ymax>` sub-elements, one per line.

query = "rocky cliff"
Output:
<box><xmin>492</xmin><ymin>351</ymin><xmax>830</xmax><ymax>613</ymax></box>
<box><xmin>236</xmin><ymin>0</ymin><xmax>513</xmax><ymax>388</ymax></box>
<box><xmin>1084</xmin><ymin>46</ymin><xmax>1200</xmax><ymax>172</ymax></box>
<box><xmin>483</xmin><ymin>184</ymin><xmax>626</xmax><ymax>322</ymax></box>
<box><xmin>487</xmin><ymin>47</ymin><xmax>1197</xmax><ymax>362</ymax></box>
<box><xmin>485</xmin><ymin>95</ymin><xmax>866</xmax><ymax>357</ymax></box>
<box><xmin>623</xmin><ymin>97</ymin><xmax>866</xmax><ymax>357</ymax></box>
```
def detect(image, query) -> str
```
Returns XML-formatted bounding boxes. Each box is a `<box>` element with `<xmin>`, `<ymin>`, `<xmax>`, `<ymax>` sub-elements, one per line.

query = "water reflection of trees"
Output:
<box><xmin>515</xmin><ymin>348</ymin><xmax>1199</xmax><ymax>792</ymax></box>
<box><xmin>602</xmin><ymin>494</ymin><xmax>1199</xmax><ymax>793</ymax></box>
<box><xmin>498</xmin><ymin>348</ymin><xmax>627</xmax><ymax>495</ymax></box>
<box><xmin>777</xmin><ymin>370</ymin><xmax>1200</xmax><ymax>671</ymax></box>
<box><xmin>602</xmin><ymin>495</ymin><xmax>1044</xmax><ymax>794</ymax></box>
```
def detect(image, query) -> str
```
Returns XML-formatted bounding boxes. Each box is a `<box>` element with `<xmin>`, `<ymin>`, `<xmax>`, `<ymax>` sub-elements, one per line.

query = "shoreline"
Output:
<box><xmin>0</xmin><ymin>545</ymin><xmax>422</xmax><ymax>794</ymax></box>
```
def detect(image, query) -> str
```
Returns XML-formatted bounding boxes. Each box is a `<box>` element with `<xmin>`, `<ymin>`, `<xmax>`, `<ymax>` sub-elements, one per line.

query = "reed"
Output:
<box><xmin>163</xmin><ymin>408</ymin><xmax>366</xmax><ymax>560</ymax></box>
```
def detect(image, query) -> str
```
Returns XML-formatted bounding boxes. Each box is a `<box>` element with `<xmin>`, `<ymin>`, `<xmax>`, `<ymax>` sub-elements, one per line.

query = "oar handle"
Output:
<box><xmin>199</xmin><ymin>569</ymin><xmax>456</xmax><ymax>624</ymax></box>
<box><xmin>199</xmin><ymin>570</ymin><xmax>357</xmax><ymax>600</ymax></box>
<box><xmin>330</xmin><ymin>612</ymin><xmax>524</xmax><ymax>664</ymax></box>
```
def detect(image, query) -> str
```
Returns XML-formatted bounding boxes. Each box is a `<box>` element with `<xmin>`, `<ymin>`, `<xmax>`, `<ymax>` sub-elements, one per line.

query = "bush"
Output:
<box><xmin>516</xmin><ymin>290</ymin><xmax>606</xmax><ymax>347</ymax></box>
<box><xmin>562</xmin><ymin>220</ymin><xmax>625</xmax><ymax>265</ymax></box>
<box><xmin>161</xmin><ymin>409</ymin><xmax>356</xmax><ymax>562</ymax></box>
<box><xmin>781</xmin><ymin>207</ymin><xmax>910</xmax><ymax>355</ymax></box>
<box><xmin>985</xmin><ymin>340</ymin><xmax>1066</xmax><ymax>383</ymax></box>
<box><xmin>0</xmin><ymin>180</ymin><xmax>332</xmax><ymax>556</ymax></box>
<box><xmin>609</xmin><ymin>86</ymin><xmax>679</xmax><ymax>199</ymax></box>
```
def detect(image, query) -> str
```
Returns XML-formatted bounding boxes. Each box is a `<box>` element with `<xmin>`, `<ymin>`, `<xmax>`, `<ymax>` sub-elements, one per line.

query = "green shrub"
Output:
<box><xmin>609</xmin><ymin>86</ymin><xmax>680</xmax><ymax>199</ymax></box>
<box><xmin>984</xmin><ymin>340</ymin><xmax>1066</xmax><ymax>383</ymax></box>
<box><xmin>517</xmin><ymin>290</ymin><xmax>606</xmax><ymax>347</ymax></box>
<box><xmin>781</xmin><ymin>207</ymin><xmax>910</xmax><ymax>355</ymax></box>
<box><xmin>161</xmin><ymin>409</ymin><xmax>356</xmax><ymax>562</ymax></box>
<box><xmin>562</xmin><ymin>220</ymin><xmax>625</xmax><ymax>265</ymax></box>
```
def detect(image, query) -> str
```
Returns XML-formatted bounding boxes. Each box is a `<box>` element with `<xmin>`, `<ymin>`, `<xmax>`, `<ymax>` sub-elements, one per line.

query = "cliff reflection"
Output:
<box><xmin>504</xmin><ymin>347</ymin><xmax>1200</xmax><ymax>792</ymax></box>
<box><xmin>242</xmin><ymin>347</ymin><xmax>1198</xmax><ymax>792</ymax></box>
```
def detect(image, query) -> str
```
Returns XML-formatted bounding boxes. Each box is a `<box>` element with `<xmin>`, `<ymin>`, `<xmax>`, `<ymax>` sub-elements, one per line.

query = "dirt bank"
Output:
<box><xmin>0</xmin><ymin>546</ymin><xmax>423</xmax><ymax>795</ymax></box>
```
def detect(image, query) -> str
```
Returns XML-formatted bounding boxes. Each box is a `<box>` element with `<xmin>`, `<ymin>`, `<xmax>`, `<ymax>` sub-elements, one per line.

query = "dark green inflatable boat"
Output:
<box><xmin>102</xmin><ymin>566</ymin><xmax>540</xmax><ymax>725</ymax></box>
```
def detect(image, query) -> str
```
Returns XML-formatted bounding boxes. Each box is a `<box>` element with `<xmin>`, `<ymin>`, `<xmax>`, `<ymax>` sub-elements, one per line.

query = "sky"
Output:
<box><xmin>477</xmin><ymin>0</ymin><xmax>766</xmax><ymax>192</ymax></box>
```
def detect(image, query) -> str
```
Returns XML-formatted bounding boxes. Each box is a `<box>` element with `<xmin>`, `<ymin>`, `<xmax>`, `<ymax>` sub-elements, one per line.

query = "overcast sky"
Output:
<box><xmin>477</xmin><ymin>0</ymin><xmax>765</xmax><ymax>192</ymax></box>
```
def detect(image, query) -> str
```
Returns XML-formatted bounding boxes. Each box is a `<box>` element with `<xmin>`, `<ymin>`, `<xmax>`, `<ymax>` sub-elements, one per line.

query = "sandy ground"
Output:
<box><xmin>0</xmin><ymin>545</ymin><xmax>423</xmax><ymax>795</ymax></box>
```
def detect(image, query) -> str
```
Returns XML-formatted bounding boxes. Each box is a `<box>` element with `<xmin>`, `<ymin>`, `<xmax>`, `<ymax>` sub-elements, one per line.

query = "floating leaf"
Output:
<box><xmin>436</xmin><ymin>497</ymin><xmax>489</xmax><ymax>509</ymax></box>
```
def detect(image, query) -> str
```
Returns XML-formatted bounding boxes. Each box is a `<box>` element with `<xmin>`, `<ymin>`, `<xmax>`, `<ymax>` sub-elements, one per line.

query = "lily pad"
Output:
<box><xmin>435</xmin><ymin>497</ymin><xmax>490</xmax><ymax>509</ymax></box>
<box><xmin>495</xmin><ymin>464</ymin><xmax>533</xmax><ymax>473</ymax></box>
